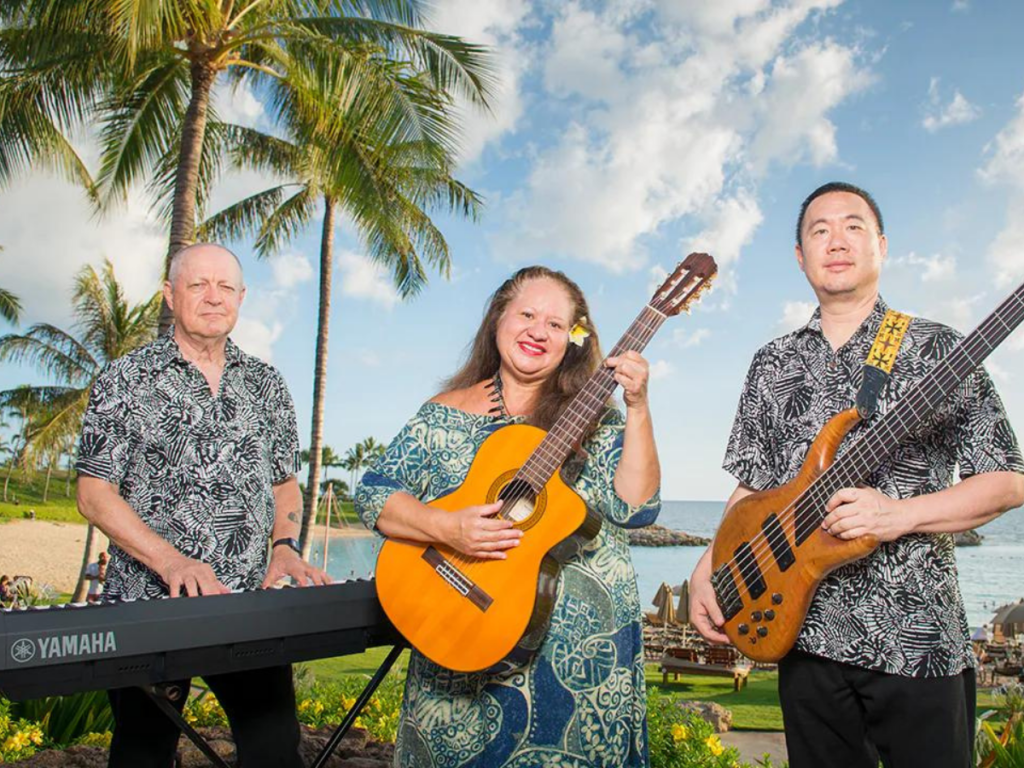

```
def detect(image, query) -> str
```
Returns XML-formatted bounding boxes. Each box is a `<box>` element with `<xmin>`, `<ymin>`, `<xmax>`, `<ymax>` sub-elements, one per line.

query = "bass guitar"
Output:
<box><xmin>711</xmin><ymin>280</ymin><xmax>1024</xmax><ymax>662</ymax></box>
<box><xmin>376</xmin><ymin>253</ymin><xmax>717</xmax><ymax>672</ymax></box>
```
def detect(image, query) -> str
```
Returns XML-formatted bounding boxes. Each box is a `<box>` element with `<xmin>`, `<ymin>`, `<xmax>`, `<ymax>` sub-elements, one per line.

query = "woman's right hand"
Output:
<box><xmin>442</xmin><ymin>500</ymin><xmax>523</xmax><ymax>559</ymax></box>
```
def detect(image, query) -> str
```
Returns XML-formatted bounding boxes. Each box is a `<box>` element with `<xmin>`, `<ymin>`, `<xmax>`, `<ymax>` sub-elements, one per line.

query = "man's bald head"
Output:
<box><xmin>167</xmin><ymin>243</ymin><xmax>244</xmax><ymax>288</ymax></box>
<box><xmin>163</xmin><ymin>243</ymin><xmax>246</xmax><ymax>343</ymax></box>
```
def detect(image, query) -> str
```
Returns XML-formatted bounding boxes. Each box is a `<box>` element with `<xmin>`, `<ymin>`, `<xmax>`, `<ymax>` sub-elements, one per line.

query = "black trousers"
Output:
<box><xmin>107</xmin><ymin>665</ymin><xmax>303</xmax><ymax>768</ymax></box>
<box><xmin>779</xmin><ymin>650</ymin><xmax>976</xmax><ymax>768</ymax></box>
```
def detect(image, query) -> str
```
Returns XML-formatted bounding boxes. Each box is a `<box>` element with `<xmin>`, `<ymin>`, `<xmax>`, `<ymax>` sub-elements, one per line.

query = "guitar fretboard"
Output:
<box><xmin>516</xmin><ymin>306</ymin><xmax>667</xmax><ymax>491</ymax></box>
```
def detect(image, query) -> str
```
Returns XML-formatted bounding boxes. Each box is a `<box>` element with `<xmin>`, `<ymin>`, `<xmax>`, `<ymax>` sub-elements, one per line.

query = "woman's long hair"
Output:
<box><xmin>441</xmin><ymin>266</ymin><xmax>604</xmax><ymax>431</ymax></box>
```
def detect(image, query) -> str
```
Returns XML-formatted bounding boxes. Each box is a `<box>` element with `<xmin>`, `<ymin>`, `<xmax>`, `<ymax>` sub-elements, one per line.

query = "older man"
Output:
<box><xmin>77</xmin><ymin>243</ymin><xmax>328</xmax><ymax>768</ymax></box>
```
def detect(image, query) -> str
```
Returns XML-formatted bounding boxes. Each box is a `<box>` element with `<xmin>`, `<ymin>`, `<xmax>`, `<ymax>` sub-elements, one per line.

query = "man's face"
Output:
<box><xmin>164</xmin><ymin>247</ymin><xmax>245</xmax><ymax>341</ymax></box>
<box><xmin>796</xmin><ymin>191</ymin><xmax>887</xmax><ymax>298</ymax></box>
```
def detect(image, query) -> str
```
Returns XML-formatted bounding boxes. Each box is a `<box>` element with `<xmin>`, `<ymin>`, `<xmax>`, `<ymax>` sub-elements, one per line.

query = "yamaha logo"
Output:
<box><xmin>10</xmin><ymin>638</ymin><xmax>35</xmax><ymax>664</ymax></box>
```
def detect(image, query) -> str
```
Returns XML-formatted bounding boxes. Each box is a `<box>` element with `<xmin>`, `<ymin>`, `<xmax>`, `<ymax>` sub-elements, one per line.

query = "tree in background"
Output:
<box><xmin>202</xmin><ymin>44</ymin><xmax>490</xmax><ymax>557</ymax></box>
<box><xmin>0</xmin><ymin>260</ymin><xmax>159</xmax><ymax>600</ymax></box>
<box><xmin>3</xmin><ymin>0</ymin><xmax>493</xmax><ymax>333</ymax></box>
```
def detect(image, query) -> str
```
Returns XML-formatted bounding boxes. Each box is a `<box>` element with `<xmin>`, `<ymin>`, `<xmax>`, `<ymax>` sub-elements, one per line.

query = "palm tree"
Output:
<box><xmin>202</xmin><ymin>54</ymin><xmax>487</xmax><ymax>557</ymax></box>
<box><xmin>0</xmin><ymin>260</ymin><xmax>159</xmax><ymax>600</ymax></box>
<box><xmin>4</xmin><ymin>1</ymin><xmax>493</xmax><ymax>331</ymax></box>
<box><xmin>343</xmin><ymin>443</ymin><xmax>366</xmax><ymax>501</ymax></box>
<box><xmin>0</xmin><ymin>260</ymin><xmax>160</xmax><ymax>467</ymax></box>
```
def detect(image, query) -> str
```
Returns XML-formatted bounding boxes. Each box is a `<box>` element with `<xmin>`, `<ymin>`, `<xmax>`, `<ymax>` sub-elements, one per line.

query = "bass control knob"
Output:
<box><xmin>738</xmin><ymin>623</ymin><xmax>750</xmax><ymax>635</ymax></box>
<box><xmin>771</xmin><ymin>593</ymin><xmax>783</xmax><ymax>605</ymax></box>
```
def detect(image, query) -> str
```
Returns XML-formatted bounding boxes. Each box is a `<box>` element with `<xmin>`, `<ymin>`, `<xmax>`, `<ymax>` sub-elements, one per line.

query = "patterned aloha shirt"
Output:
<box><xmin>723</xmin><ymin>296</ymin><xmax>1024</xmax><ymax>677</ymax></box>
<box><xmin>76</xmin><ymin>333</ymin><xmax>300</xmax><ymax>601</ymax></box>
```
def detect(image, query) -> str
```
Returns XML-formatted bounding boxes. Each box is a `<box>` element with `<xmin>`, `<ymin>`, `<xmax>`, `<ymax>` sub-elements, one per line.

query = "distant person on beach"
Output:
<box><xmin>690</xmin><ymin>181</ymin><xmax>1024</xmax><ymax>768</ymax></box>
<box><xmin>83</xmin><ymin>552</ymin><xmax>107</xmax><ymax>603</ymax></box>
<box><xmin>356</xmin><ymin>266</ymin><xmax>661</xmax><ymax>767</ymax></box>
<box><xmin>76</xmin><ymin>243</ymin><xmax>329</xmax><ymax>768</ymax></box>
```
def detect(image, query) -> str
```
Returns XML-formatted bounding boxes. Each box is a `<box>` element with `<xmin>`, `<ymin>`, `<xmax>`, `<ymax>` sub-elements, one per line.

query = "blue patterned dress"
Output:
<box><xmin>356</xmin><ymin>402</ymin><xmax>660</xmax><ymax>768</ymax></box>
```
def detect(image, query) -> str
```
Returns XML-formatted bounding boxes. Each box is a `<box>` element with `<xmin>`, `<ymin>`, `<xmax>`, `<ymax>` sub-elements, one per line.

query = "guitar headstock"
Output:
<box><xmin>650</xmin><ymin>252</ymin><xmax>718</xmax><ymax>316</ymax></box>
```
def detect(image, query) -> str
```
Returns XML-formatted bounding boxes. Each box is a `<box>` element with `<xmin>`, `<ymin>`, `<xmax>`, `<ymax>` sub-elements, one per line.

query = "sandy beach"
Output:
<box><xmin>0</xmin><ymin>519</ymin><xmax>371</xmax><ymax>594</ymax></box>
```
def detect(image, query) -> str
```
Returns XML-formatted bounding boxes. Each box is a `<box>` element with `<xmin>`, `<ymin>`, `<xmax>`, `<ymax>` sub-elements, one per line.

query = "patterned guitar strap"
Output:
<box><xmin>856</xmin><ymin>308</ymin><xmax>913</xmax><ymax>419</ymax></box>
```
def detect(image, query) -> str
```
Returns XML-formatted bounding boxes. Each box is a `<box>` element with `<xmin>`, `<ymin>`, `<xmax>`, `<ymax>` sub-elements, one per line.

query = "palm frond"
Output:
<box><xmin>95</xmin><ymin>49</ymin><xmax>190</xmax><ymax>207</ymax></box>
<box><xmin>0</xmin><ymin>326</ymin><xmax>98</xmax><ymax>386</ymax></box>
<box><xmin>0</xmin><ymin>287</ymin><xmax>23</xmax><ymax>324</ymax></box>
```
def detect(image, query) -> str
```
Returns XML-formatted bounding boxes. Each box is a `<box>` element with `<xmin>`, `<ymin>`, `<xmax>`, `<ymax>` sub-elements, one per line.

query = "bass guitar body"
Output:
<box><xmin>711</xmin><ymin>408</ymin><xmax>880</xmax><ymax>662</ymax></box>
<box><xmin>375</xmin><ymin>423</ymin><xmax>602</xmax><ymax>673</ymax></box>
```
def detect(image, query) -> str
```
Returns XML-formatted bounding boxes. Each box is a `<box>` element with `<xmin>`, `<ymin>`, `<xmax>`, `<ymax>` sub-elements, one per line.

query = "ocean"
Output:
<box><xmin>315</xmin><ymin>500</ymin><xmax>1024</xmax><ymax>630</ymax></box>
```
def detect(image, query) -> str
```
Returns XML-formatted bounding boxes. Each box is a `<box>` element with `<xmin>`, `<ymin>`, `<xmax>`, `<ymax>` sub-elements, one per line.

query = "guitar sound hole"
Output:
<box><xmin>499</xmin><ymin>479</ymin><xmax>536</xmax><ymax>523</ymax></box>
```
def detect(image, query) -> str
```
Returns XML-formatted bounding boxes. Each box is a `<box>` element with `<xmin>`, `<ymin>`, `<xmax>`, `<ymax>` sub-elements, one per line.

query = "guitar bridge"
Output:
<box><xmin>422</xmin><ymin>547</ymin><xmax>493</xmax><ymax>612</ymax></box>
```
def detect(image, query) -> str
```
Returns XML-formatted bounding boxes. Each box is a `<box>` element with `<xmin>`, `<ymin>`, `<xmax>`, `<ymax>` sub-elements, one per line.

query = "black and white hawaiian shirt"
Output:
<box><xmin>77</xmin><ymin>333</ymin><xmax>301</xmax><ymax>600</ymax></box>
<box><xmin>723</xmin><ymin>296</ymin><xmax>1023</xmax><ymax>677</ymax></box>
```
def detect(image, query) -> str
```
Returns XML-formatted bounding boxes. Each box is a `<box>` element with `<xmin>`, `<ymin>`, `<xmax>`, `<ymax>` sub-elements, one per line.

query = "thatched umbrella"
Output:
<box><xmin>675</xmin><ymin>579</ymin><xmax>690</xmax><ymax>626</ymax></box>
<box><xmin>654</xmin><ymin>582</ymin><xmax>676</xmax><ymax>626</ymax></box>
<box><xmin>991</xmin><ymin>599</ymin><xmax>1024</xmax><ymax>639</ymax></box>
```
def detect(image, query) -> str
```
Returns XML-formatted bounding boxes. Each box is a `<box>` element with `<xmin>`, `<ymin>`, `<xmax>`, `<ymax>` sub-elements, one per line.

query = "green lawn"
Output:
<box><xmin>0</xmin><ymin>470</ymin><xmax>362</xmax><ymax>526</ymax></box>
<box><xmin>0</xmin><ymin>471</ymin><xmax>81</xmax><ymax>523</ymax></box>
<box><xmin>303</xmin><ymin>651</ymin><xmax>1009</xmax><ymax>734</ymax></box>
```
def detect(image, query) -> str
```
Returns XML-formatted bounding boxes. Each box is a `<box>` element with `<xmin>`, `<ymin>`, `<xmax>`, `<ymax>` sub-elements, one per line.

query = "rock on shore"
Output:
<box><xmin>628</xmin><ymin>524</ymin><xmax>710</xmax><ymax>547</ymax></box>
<box><xmin>954</xmin><ymin>529</ymin><xmax>983</xmax><ymax>546</ymax></box>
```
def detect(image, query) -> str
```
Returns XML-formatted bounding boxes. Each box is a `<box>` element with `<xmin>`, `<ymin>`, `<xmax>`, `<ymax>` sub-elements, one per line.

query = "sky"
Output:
<box><xmin>4</xmin><ymin>0</ymin><xmax>1024</xmax><ymax>502</ymax></box>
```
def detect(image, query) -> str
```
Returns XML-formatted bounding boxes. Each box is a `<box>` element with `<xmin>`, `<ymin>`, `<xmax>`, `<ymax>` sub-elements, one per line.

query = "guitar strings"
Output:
<box><xmin>448</xmin><ymin>304</ymin><xmax>667</xmax><ymax>576</ymax></box>
<box><xmin>717</xmin><ymin>288</ymin><xmax>1024</xmax><ymax>609</ymax></box>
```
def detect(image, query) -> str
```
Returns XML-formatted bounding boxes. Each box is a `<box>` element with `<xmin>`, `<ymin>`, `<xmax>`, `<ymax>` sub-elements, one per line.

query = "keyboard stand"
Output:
<box><xmin>139</xmin><ymin>643</ymin><xmax>405</xmax><ymax>768</ymax></box>
<box><xmin>310</xmin><ymin>643</ymin><xmax>406</xmax><ymax>768</ymax></box>
<box><xmin>142</xmin><ymin>683</ymin><xmax>232</xmax><ymax>768</ymax></box>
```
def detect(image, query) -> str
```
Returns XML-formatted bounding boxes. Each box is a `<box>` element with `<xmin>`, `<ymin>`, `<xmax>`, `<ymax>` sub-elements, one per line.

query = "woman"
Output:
<box><xmin>356</xmin><ymin>266</ymin><xmax>661</xmax><ymax>767</ymax></box>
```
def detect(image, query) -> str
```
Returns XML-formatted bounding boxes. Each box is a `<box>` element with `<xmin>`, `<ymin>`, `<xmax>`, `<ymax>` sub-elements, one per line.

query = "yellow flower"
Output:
<box><xmin>569</xmin><ymin>318</ymin><xmax>590</xmax><ymax>347</ymax></box>
<box><xmin>706</xmin><ymin>734</ymin><xmax>723</xmax><ymax>756</ymax></box>
<box><xmin>671</xmin><ymin>723</ymin><xmax>689</xmax><ymax>743</ymax></box>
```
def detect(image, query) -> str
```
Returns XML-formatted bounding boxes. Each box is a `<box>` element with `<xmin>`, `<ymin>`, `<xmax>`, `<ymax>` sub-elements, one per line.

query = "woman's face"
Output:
<box><xmin>495</xmin><ymin>277</ymin><xmax>576</xmax><ymax>383</ymax></box>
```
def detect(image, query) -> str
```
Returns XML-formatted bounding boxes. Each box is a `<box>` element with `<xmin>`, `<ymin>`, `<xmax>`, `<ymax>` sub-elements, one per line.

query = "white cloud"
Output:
<box><xmin>649</xmin><ymin>359</ymin><xmax>674</xmax><ymax>380</ymax></box>
<box><xmin>231</xmin><ymin>316</ymin><xmax>283</xmax><ymax>363</ymax></box>
<box><xmin>0</xmin><ymin>174</ymin><xmax>165</xmax><ymax>329</ymax></box>
<box><xmin>778</xmin><ymin>300</ymin><xmax>817</xmax><ymax>333</ymax></box>
<box><xmin>922</xmin><ymin>78</ymin><xmax>981</xmax><ymax>133</ymax></box>
<box><xmin>337</xmin><ymin>251</ymin><xmax>400</xmax><ymax>309</ymax></box>
<box><xmin>892</xmin><ymin>251</ymin><xmax>956</xmax><ymax>282</ymax></box>
<box><xmin>747</xmin><ymin>41</ymin><xmax>875</xmax><ymax>174</ymax></box>
<box><xmin>427</xmin><ymin>0</ymin><xmax>531</xmax><ymax>164</ymax></box>
<box><xmin>495</xmin><ymin>0</ymin><xmax>870</xmax><ymax>276</ymax></box>
<box><xmin>980</xmin><ymin>92</ymin><xmax>1024</xmax><ymax>287</ymax></box>
<box><xmin>672</xmin><ymin>327</ymin><xmax>711</xmax><ymax>348</ymax></box>
<box><xmin>270</xmin><ymin>251</ymin><xmax>314</xmax><ymax>289</ymax></box>
<box><xmin>213</xmin><ymin>79</ymin><xmax>267</xmax><ymax>129</ymax></box>
<box><xmin>951</xmin><ymin>0</ymin><xmax>970</xmax><ymax>12</ymax></box>
<box><xmin>685</xmin><ymin>192</ymin><xmax>763</xmax><ymax>270</ymax></box>
<box><xmin>986</xmin><ymin>359</ymin><xmax>1011</xmax><ymax>384</ymax></box>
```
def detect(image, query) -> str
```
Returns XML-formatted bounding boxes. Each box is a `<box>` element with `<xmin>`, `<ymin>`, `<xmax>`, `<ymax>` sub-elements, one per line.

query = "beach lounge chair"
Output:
<box><xmin>658</xmin><ymin>645</ymin><xmax>749</xmax><ymax>692</ymax></box>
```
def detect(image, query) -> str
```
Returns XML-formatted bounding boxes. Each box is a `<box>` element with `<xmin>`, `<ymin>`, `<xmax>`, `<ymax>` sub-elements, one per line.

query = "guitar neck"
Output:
<box><xmin>794</xmin><ymin>284</ymin><xmax>1024</xmax><ymax>543</ymax></box>
<box><xmin>517</xmin><ymin>306</ymin><xmax>667</xmax><ymax>490</ymax></box>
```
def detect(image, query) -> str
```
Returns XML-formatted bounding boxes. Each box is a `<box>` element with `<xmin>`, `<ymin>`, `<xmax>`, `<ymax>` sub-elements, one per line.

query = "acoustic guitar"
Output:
<box><xmin>710</xmin><ymin>279</ymin><xmax>1024</xmax><ymax>662</ymax></box>
<box><xmin>375</xmin><ymin>253</ymin><xmax>718</xmax><ymax>673</ymax></box>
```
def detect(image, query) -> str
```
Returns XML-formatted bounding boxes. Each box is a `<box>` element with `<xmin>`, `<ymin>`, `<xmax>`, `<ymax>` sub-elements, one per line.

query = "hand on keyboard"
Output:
<box><xmin>262</xmin><ymin>547</ymin><xmax>332</xmax><ymax>589</ymax></box>
<box><xmin>159</xmin><ymin>555</ymin><xmax>231</xmax><ymax>597</ymax></box>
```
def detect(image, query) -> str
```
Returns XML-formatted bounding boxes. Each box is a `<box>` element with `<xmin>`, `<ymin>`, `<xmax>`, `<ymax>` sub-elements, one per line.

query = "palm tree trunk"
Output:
<box><xmin>72</xmin><ymin>523</ymin><xmax>103</xmax><ymax>603</ymax></box>
<box><xmin>299</xmin><ymin>196</ymin><xmax>336</xmax><ymax>560</ymax></box>
<box><xmin>42</xmin><ymin>458</ymin><xmax>52</xmax><ymax>503</ymax></box>
<box><xmin>65</xmin><ymin>448</ymin><xmax>72</xmax><ymax>498</ymax></box>
<box><xmin>159</xmin><ymin>57</ymin><xmax>218</xmax><ymax>334</ymax></box>
<box><xmin>2</xmin><ymin>457</ymin><xmax>13</xmax><ymax>502</ymax></box>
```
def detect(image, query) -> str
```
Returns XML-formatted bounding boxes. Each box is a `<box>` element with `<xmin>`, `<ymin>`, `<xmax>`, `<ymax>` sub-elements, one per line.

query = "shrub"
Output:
<box><xmin>0</xmin><ymin>699</ymin><xmax>45</xmax><ymax>763</ymax></box>
<box><xmin>977</xmin><ymin>681</ymin><xmax>1024</xmax><ymax>768</ymax></box>
<box><xmin>9</xmin><ymin>691</ymin><xmax>113</xmax><ymax>746</ymax></box>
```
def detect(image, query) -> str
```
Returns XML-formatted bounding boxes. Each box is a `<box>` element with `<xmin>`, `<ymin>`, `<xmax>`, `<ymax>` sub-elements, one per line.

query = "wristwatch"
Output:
<box><xmin>272</xmin><ymin>537</ymin><xmax>301</xmax><ymax>555</ymax></box>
